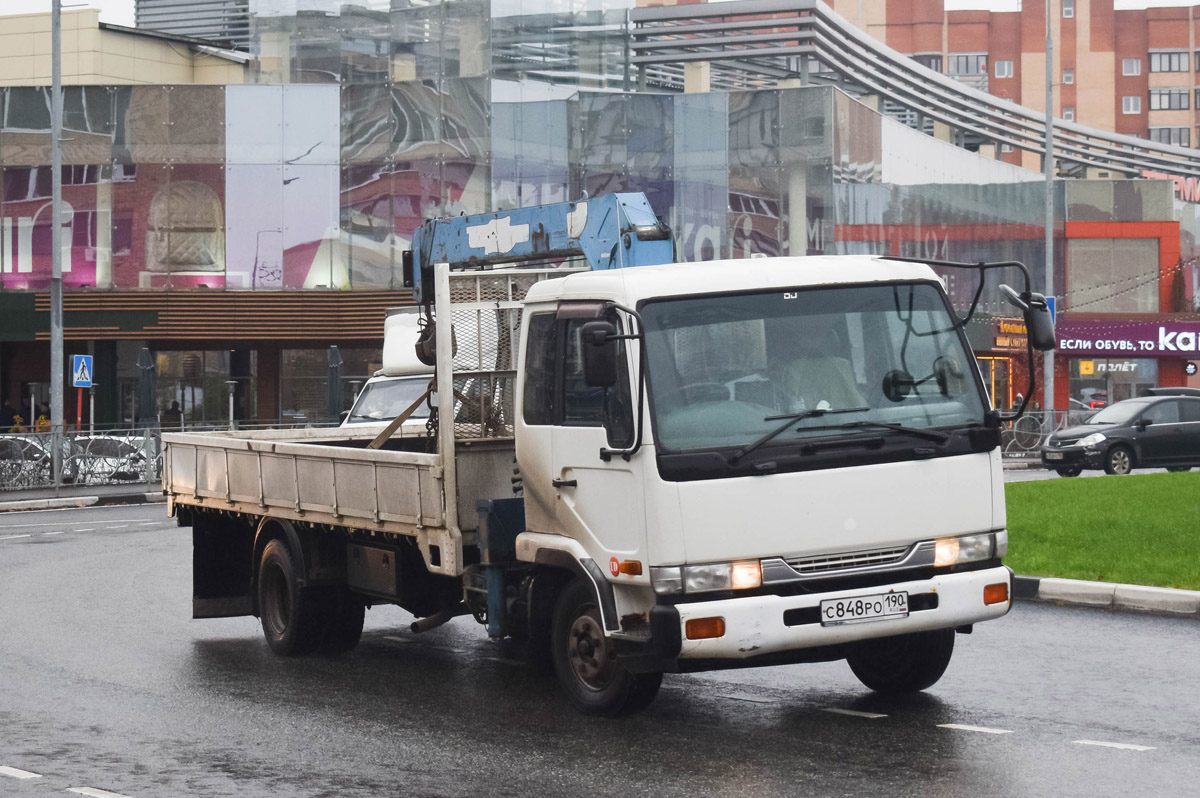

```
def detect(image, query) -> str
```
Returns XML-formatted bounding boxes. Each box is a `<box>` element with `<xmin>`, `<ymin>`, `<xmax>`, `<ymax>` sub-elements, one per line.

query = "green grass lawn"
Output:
<box><xmin>1004</xmin><ymin>471</ymin><xmax>1200</xmax><ymax>590</ymax></box>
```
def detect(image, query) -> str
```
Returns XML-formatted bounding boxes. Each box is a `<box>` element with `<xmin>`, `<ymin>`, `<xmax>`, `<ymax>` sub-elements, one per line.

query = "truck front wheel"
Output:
<box><xmin>846</xmin><ymin>629</ymin><xmax>955</xmax><ymax>694</ymax></box>
<box><xmin>258</xmin><ymin>538</ymin><xmax>323</xmax><ymax>656</ymax></box>
<box><xmin>551</xmin><ymin>580</ymin><xmax>662</xmax><ymax>716</ymax></box>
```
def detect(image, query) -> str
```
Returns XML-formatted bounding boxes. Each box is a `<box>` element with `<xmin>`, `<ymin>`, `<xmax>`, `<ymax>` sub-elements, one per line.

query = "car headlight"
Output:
<box><xmin>1077</xmin><ymin>432</ymin><xmax>1106</xmax><ymax>448</ymax></box>
<box><xmin>650</xmin><ymin>560</ymin><xmax>763</xmax><ymax>595</ymax></box>
<box><xmin>933</xmin><ymin>533</ymin><xmax>997</xmax><ymax>567</ymax></box>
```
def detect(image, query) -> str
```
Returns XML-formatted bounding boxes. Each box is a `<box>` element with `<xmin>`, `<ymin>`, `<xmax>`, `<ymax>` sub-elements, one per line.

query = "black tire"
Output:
<box><xmin>319</xmin><ymin>587</ymin><xmax>365</xmax><ymax>654</ymax></box>
<box><xmin>846</xmin><ymin>629</ymin><xmax>955</xmax><ymax>694</ymax></box>
<box><xmin>1103</xmin><ymin>445</ymin><xmax>1134</xmax><ymax>476</ymax></box>
<box><xmin>551</xmin><ymin>580</ymin><xmax>662</xmax><ymax>716</ymax></box>
<box><xmin>1055</xmin><ymin>467</ymin><xmax>1083</xmax><ymax>477</ymax></box>
<box><xmin>1166</xmin><ymin>466</ymin><xmax>1192</xmax><ymax>473</ymax></box>
<box><xmin>257</xmin><ymin>538</ymin><xmax>323</xmax><ymax>656</ymax></box>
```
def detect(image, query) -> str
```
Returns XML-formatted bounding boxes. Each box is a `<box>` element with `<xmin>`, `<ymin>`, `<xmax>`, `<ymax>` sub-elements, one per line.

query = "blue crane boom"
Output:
<box><xmin>407</xmin><ymin>193</ymin><xmax>675</xmax><ymax>303</ymax></box>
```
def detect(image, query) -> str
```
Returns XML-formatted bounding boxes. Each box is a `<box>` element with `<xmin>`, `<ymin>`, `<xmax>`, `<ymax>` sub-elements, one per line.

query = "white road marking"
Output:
<box><xmin>720</xmin><ymin>693</ymin><xmax>774</xmax><ymax>704</ymax></box>
<box><xmin>821</xmin><ymin>707</ymin><xmax>888</xmax><ymax>719</ymax></box>
<box><xmin>937</xmin><ymin>723</ymin><xmax>1013</xmax><ymax>735</ymax></box>
<box><xmin>138</xmin><ymin>521</ymin><xmax>162</xmax><ymax>526</ymax></box>
<box><xmin>382</xmin><ymin>636</ymin><xmax>413</xmax><ymax>643</ymax></box>
<box><xmin>42</xmin><ymin>531</ymin><xmax>67</xmax><ymax>536</ymax></box>
<box><xmin>0</xmin><ymin>534</ymin><xmax>33</xmax><ymax>541</ymax></box>
<box><xmin>0</xmin><ymin>519</ymin><xmax>142</xmax><ymax>529</ymax></box>
<box><xmin>1073</xmin><ymin>740</ymin><xmax>1156</xmax><ymax>751</ymax></box>
<box><xmin>0</xmin><ymin>766</ymin><xmax>42</xmax><ymax>779</ymax></box>
<box><xmin>68</xmin><ymin>788</ymin><xmax>133</xmax><ymax>798</ymax></box>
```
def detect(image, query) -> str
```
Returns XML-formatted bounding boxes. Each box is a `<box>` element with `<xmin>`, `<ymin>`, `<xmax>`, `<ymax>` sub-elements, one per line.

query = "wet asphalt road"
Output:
<box><xmin>1</xmin><ymin>504</ymin><xmax>1198</xmax><ymax>798</ymax></box>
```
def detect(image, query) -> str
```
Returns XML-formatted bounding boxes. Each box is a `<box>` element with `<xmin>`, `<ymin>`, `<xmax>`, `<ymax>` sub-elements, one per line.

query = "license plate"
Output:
<box><xmin>820</xmin><ymin>591</ymin><xmax>909</xmax><ymax>626</ymax></box>
<box><xmin>1045</xmin><ymin>452</ymin><xmax>1064</xmax><ymax>460</ymax></box>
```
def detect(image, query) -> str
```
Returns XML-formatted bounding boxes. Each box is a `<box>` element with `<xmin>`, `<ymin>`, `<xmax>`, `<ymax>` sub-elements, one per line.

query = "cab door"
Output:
<box><xmin>551</xmin><ymin>315</ymin><xmax>645</xmax><ymax>561</ymax></box>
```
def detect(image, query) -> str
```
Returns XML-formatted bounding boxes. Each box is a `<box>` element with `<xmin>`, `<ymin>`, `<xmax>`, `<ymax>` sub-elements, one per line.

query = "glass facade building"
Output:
<box><xmin>1</xmin><ymin>0</ymin><xmax>1196</xmax><ymax>426</ymax></box>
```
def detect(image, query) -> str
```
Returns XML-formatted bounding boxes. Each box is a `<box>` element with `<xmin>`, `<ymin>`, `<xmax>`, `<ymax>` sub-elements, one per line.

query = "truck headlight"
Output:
<box><xmin>651</xmin><ymin>561</ymin><xmax>763</xmax><ymax>594</ymax></box>
<box><xmin>1077</xmin><ymin>432</ymin><xmax>1106</xmax><ymax>448</ymax></box>
<box><xmin>934</xmin><ymin>533</ymin><xmax>996</xmax><ymax>567</ymax></box>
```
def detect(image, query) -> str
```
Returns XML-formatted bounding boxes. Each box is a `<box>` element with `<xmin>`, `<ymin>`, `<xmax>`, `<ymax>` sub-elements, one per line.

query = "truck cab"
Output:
<box><xmin>512</xmin><ymin>256</ymin><xmax>1012</xmax><ymax>709</ymax></box>
<box><xmin>340</xmin><ymin>308</ymin><xmax>433</xmax><ymax>432</ymax></box>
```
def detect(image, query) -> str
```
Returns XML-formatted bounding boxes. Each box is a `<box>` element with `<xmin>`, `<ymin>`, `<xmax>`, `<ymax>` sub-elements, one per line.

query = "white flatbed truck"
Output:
<box><xmin>164</xmin><ymin>195</ymin><xmax>1054</xmax><ymax>716</ymax></box>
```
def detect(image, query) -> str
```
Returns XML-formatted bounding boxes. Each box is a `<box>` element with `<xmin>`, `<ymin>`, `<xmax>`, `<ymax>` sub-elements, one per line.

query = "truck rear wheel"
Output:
<box><xmin>846</xmin><ymin>629</ymin><xmax>955</xmax><ymax>694</ymax></box>
<box><xmin>551</xmin><ymin>580</ymin><xmax>662</xmax><ymax>716</ymax></box>
<box><xmin>258</xmin><ymin>538</ymin><xmax>323</xmax><ymax>656</ymax></box>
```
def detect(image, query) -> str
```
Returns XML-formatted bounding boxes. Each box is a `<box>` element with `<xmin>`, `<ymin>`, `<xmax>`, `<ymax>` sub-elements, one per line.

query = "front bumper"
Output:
<box><xmin>1040</xmin><ymin>446</ymin><xmax>1103</xmax><ymax>469</ymax></box>
<box><xmin>654</xmin><ymin>566</ymin><xmax>1010</xmax><ymax>665</ymax></box>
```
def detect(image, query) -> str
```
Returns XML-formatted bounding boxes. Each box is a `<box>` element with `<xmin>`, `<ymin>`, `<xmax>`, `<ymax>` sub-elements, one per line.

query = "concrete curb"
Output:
<box><xmin>1014</xmin><ymin>574</ymin><xmax>1200</xmax><ymax>618</ymax></box>
<box><xmin>0</xmin><ymin>492</ymin><xmax>165</xmax><ymax>513</ymax></box>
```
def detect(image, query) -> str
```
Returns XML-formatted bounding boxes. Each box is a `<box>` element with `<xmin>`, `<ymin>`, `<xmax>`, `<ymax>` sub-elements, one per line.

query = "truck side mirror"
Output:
<box><xmin>581</xmin><ymin>320</ymin><xmax>619</xmax><ymax>387</ymax></box>
<box><xmin>1000</xmin><ymin>285</ymin><xmax>1056</xmax><ymax>351</ymax></box>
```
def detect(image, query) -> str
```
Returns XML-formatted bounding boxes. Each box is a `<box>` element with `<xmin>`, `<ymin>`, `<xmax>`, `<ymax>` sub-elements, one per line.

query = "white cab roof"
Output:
<box><xmin>521</xmin><ymin>255</ymin><xmax>940</xmax><ymax>307</ymax></box>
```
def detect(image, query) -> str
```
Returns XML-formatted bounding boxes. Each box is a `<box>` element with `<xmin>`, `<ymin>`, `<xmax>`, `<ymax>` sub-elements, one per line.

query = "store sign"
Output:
<box><xmin>1056</xmin><ymin>320</ymin><xmax>1200</xmax><ymax>357</ymax></box>
<box><xmin>993</xmin><ymin>318</ymin><xmax>1028</xmax><ymax>351</ymax></box>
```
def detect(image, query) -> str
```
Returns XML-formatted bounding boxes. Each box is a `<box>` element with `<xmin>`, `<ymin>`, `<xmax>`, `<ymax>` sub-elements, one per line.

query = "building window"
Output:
<box><xmin>1063</xmin><ymin>107</ymin><xmax>1075</xmax><ymax>121</ymax></box>
<box><xmin>1000</xmin><ymin>143</ymin><xmax>1014</xmax><ymax>153</ymax></box>
<box><xmin>1150</xmin><ymin>88</ymin><xmax>1189</xmax><ymax>110</ymax></box>
<box><xmin>995</xmin><ymin>60</ymin><xmax>1014</xmax><ymax>79</ymax></box>
<box><xmin>1123</xmin><ymin>58</ymin><xmax>1141</xmax><ymax>76</ymax></box>
<box><xmin>1063</xmin><ymin>0</ymin><xmax>1074</xmax><ymax>17</ymax></box>
<box><xmin>1122</xmin><ymin>96</ymin><xmax>1141</xmax><ymax>114</ymax></box>
<box><xmin>911</xmin><ymin>53</ymin><xmax>942</xmax><ymax>73</ymax></box>
<box><xmin>1150</xmin><ymin>51</ymin><xmax>1188</xmax><ymax>72</ymax></box>
<box><xmin>947</xmin><ymin>53</ymin><xmax>987</xmax><ymax>76</ymax></box>
<box><xmin>1063</xmin><ymin>68</ymin><xmax>1074</xmax><ymax>84</ymax></box>
<box><xmin>1149</xmin><ymin>126</ymin><xmax>1190</xmax><ymax>146</ymax></box>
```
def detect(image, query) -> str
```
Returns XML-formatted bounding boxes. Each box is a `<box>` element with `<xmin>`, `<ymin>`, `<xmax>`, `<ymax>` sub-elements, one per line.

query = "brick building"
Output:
<box><xmin>830</xmin><ymin>0</ymin><xmax>1200</xmax><ymax>171</ymax></box>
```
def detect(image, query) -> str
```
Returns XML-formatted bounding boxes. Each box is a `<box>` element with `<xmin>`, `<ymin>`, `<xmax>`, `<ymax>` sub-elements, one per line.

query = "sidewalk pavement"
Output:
<box><xmin>0</xmin><ymin>482</ymin><xmax>165</xmax><ymax>512</ymax></box>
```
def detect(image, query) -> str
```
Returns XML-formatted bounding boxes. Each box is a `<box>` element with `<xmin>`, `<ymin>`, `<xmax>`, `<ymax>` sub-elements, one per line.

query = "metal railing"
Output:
<box><xmin>0</xmin><ymin>420</ymin><xmax>343</xmax><ymax>492</ymax></box>
<box><xmin>1000</xmin><ymin>410</ymin><xmax>1092</xmax><ymax>459</ymax></box>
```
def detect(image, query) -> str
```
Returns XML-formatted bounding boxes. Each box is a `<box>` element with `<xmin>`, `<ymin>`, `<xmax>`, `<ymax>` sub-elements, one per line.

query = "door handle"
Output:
<box><xmin>552</xmin><ymin>478</ymin><xmax>578</xmax><ymax>488</ymax></box>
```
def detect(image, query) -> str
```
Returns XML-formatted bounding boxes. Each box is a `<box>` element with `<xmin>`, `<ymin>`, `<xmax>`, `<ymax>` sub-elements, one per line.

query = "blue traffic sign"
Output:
<box><xmin>1046</xmin><ymin>296</ymin><xmax>1056</xmax><ymax>325</ymax></box>
<box><xmin>72</xmin><ymin>354</ymin><xmax>94</xmax><ymax>388</ymax></box>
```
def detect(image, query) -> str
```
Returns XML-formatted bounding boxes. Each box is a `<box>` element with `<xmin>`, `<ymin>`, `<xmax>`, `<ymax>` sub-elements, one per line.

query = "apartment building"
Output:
<box><xmin>831</xmin><ymin>0</ymin><xmax>1200</xmax><ymax>166</ymax></box>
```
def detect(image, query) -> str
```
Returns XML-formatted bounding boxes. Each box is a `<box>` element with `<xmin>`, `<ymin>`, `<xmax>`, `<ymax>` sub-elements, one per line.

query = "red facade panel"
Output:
<box><xmin>1114</xmin><ymin>9</ymin><xmax>1148</xmax><ymax>136</ymax></box>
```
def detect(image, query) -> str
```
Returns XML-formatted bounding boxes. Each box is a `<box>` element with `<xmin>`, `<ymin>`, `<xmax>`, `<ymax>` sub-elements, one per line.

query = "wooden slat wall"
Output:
<box><xmin>32</xmin><ymin>291</ymin><xmax>417</xmax><ymax>341</ymax></box>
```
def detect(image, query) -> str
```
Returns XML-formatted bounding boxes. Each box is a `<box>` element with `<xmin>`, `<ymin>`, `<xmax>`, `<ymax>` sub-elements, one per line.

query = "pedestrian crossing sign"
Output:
<box><xmin>72</xmin><ymin>354</ymin><xmax>93</xmax><ymax>388</ymax></box>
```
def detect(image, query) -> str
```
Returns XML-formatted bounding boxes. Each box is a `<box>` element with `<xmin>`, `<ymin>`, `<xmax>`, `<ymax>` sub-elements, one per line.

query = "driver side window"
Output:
<box><xmin>1143</xmin><ymin>401</ymin><xmax>1179</xmax><ymax>424</ymax></box>
<box><xmin>522</xmin><ymin>311</ymin><xmax>633</xmax><ymax>447</ymax></box>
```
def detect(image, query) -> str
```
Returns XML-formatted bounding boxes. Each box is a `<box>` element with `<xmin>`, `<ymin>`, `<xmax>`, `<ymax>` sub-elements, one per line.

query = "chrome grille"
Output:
<box><xmin>785</xmin><ymin>546</ymin><xmax>911</xmax><ymax>574</ymax></box>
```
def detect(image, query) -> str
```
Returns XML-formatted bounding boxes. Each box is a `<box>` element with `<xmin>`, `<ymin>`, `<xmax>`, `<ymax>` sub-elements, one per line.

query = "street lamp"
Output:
<box><xmin>225</xmin><ymin>380</ymin><xmax>238</xmax><ymax>429</ymax></box>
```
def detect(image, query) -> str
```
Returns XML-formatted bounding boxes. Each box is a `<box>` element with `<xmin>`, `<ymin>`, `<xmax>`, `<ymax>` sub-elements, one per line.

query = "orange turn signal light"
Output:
<box><xmin>983</xmin><ymin>582</ymin><xmax>1009</xmax><ymax>605</ymax></box>
<box><xmin>618</xmin><ymin>560</ymin><xmax>643</xmax><ymax>576</ymax></box>
<box><xmin>685</xmin><ymin>617</ymin><xmax>726</xmax><ymax>640</ymax></box>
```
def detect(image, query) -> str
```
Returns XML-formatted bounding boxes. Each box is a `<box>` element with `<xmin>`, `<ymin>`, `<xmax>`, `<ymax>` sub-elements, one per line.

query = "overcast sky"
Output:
<box><xmin>2</xmin><ymin>0</ymin><xmax>1198</xmax><ymax>30</ymax></box>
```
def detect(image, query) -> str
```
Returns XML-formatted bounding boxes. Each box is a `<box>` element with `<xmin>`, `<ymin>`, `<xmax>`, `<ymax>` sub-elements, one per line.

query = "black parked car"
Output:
<box><xmin>1041</xmin><ymin>395</ymin><xmax>1200</xmax><ymax>476</ymax></box>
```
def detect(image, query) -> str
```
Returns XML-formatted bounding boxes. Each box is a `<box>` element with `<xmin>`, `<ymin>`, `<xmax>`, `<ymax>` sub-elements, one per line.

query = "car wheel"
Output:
<box><xmin>1166</xmin><ymin>466</ymin><xmax>1191</xmax><ymax>473</ymax></box>
<box><xmin>847</xmin><ymin>629</ymin><xmax>955</xmax><ymax>694</ymax></box>
<box><xmin>1055</xmin><ymin>467</ymin><xmax>1083</xmax><ymax>477</ymax></box>
<box><xmin>1103</xmin><ymin>445</ymin><xmax>1134</xmax><ymax>476</ymax></box>
<box><xmin>551</xmin><ymin>580</ymin><xmax>662</xmax><ymax>716</ymax></box>
<box><xmin>257</xmin><ymin>538</ymin><xmax>323</xmax><ymax>656</ymax></box>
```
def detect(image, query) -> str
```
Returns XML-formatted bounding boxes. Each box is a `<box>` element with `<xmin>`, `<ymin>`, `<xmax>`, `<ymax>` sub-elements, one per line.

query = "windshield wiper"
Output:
<box><xmin>730</xmin><ymin>406</ymin><xmax>870</xmax><ymax>465</ymax></box>
<box><xmin>829</xmin><ymin>420</ymin><xmax>951</xmax><ymax>443</ymax></box>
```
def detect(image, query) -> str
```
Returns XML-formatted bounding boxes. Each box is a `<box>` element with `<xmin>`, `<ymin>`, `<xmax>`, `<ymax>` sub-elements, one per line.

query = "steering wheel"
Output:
<box><xmin>660</xmin><ymin>381</ymin><xmax>730</xmax><ymax>406</ymax></box>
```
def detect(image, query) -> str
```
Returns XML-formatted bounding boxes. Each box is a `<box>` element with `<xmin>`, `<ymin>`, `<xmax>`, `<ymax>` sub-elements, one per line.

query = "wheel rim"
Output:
<box><xmin>566</xmin><ymin>607</ymin><xmax>614</xmax><ymax>692</ymax></box>
<box><xmin>1110</xmin><ymin>449</ymin><xmax>1131</xmax><ymax>474</ymax></box>
<box><xmin>261</xmin><ymin>562</ymin><xmax>291</xmax><ymax>637</ymax></box>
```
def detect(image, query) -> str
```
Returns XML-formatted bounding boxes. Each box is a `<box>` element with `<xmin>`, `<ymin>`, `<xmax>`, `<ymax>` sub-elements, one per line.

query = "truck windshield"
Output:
<box><xmin>345</xmin><ymin>376</ymin><xmax>432</xmax><ymax>423</ymax></box>
<box><xmin>641</xmin><ymin>282</ymin><xmax>987</xmax><ymax>454</ymax></box>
